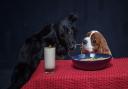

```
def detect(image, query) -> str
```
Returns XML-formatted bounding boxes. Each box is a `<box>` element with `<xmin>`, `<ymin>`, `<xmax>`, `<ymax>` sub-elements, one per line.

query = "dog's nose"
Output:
<box><xmin>69</xmin><ymin>41</ymin><xmax>76</xmax><ymax>50</ymax></box>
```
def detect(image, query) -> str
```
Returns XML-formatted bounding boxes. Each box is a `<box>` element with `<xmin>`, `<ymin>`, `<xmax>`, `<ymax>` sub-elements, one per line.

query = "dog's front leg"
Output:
<box><xmin>8</xmin><ymin>49</ymin><xmax>43</xmax><ymax>89</ymax></box>
<box><xmin>7</xmin><ymin>62</ymin><xmax>33</xmax><ymax>89</ymax></box>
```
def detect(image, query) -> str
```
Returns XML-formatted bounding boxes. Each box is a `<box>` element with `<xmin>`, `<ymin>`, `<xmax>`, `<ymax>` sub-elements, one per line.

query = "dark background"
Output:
<box><xmin>0</xmin><ymin>0</ymin><xmax>128</xmax><ymax>88</ymax></box>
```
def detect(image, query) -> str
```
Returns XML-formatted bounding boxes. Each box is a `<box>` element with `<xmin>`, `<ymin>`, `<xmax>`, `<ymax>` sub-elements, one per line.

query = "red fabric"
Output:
<box><xmin>22</xmin><ymin>58</ymin><xmax>128</xmax><ymax>89</ymax></box>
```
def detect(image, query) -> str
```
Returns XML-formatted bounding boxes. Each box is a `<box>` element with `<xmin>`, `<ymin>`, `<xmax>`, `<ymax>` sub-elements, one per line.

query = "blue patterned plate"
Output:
<box><xmin>72</xmin><ymin>53</ymin><xmax>112</xmax><ymax>70</ymax></box>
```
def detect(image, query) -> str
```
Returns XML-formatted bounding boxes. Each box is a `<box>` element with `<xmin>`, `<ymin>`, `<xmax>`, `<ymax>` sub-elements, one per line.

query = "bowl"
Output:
<box><xmin>72</xmin><ymin>53</ymin><xmax>112</xmax><ymax>71</ymax></box>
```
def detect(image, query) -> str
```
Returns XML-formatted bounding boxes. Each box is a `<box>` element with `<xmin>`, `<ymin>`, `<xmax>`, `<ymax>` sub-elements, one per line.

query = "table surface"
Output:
<box><xmin>22</xmin><ymin>58</ymin><xmax>128</xmax><ymax>89</ymax></box>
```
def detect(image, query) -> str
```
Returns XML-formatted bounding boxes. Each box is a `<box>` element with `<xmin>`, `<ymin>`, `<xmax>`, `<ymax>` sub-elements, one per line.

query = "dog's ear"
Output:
<box><xmin>57</xmin><ymin>14</ymin><xmax>78</xmax><ymax>36</ymax></box>
<box><xmin>39</xmin><ymin>24</ymin><xmax>54</xmax><ymax>38</ymax></box>
<box><xmin>67</xmin><ymin>14</ymin><xmax>78</xmax><ymax>23</ymax></box>
<box><xmin>60</xmin><ymin>14</ymin><xmax>78</xmax><ymax>27</ymax></box>
<box><xmin>35</xmin><ymin>24</ymin><xmax>58</xmax><ymax>45</ymax></box>
<box><xmin>94</xmin><ymin>32</ymin><xmax>112</xmax><ymax>55</ymax></box>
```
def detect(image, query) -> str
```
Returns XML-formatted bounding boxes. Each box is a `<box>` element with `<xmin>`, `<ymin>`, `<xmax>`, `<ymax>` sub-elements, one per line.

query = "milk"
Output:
<box><xmin>44</xmin><ymin>47</ymin><xmax>56</xmax><ymax>73</ymax></box>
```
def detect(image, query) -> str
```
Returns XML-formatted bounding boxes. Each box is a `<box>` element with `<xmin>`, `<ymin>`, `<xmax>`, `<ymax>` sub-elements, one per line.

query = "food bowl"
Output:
<box><xmin>72</xmin><ymin>53</ymin><xmax>112</xmax><ymax>70</ymax></box>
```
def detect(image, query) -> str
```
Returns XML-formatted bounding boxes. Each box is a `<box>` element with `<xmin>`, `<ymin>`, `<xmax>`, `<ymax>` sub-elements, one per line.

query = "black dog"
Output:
<box><xmin>8</xmin><ymin>14</ymin><xmax>78</xmax><ymax>89</ymax></box>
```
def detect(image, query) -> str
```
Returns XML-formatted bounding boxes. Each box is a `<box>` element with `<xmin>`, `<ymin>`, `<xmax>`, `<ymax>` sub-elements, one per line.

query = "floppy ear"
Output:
<box><xmin>96</xmin><ymin>32</ymin><xmax>112</xmax><ymax>55</ymax></box>
<box><xmin>39</xmin><ymin>24</ymin><xmax>55</xmax><ymax>39</ymax></box>
<box><xmin>36</xmin><ymin>24</ymin><xmax>59</xmax><ymax>46</ymax></box>
<box><xmin>67</xmin><ymin>14</ymin><xmax>78</xmax><ymax>23</ymax></box>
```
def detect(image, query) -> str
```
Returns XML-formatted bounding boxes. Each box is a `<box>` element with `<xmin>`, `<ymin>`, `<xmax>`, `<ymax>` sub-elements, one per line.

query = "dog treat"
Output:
<box><xmin>81</xmin><ymin>30</ymin><xmax>112</xmax><ymax>55</ymax></box>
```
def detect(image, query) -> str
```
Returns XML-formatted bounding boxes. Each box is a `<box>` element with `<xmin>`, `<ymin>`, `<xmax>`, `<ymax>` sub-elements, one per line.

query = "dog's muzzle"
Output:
<box><xmin>82</xmin><ymin>37</ymin><xmax>94</xmax><ymax>52</ymax></box>
<box><xmin>67</xmin><ymin>41</ymin><xmax>76</xmax><ymax>50</ymax></box>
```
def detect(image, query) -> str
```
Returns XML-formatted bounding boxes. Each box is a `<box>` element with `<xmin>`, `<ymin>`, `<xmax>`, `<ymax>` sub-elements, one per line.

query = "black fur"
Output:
<box><xmin>8</xmin><ymin>15</ymin><xmax>78</xmax><ymax>89</ymax></box>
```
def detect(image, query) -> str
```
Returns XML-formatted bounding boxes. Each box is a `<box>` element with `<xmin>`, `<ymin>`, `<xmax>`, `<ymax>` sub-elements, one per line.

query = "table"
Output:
<box><xmin>22</xmin><ymin>58</ymin><xmax>128</xmax><ymax>89</ymax></box>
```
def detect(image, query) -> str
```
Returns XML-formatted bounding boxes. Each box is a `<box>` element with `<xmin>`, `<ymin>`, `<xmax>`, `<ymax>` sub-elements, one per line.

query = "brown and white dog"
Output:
<box><xmin>81</xmin><ymin>30</ymin><xmax>112</xmax><ymax>55</ymax></box>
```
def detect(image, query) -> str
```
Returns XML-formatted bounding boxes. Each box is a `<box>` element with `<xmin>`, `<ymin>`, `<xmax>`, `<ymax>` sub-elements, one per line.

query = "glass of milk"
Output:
<box><xmin>44</xmin><ymin>46</ymin><xmax>56</xmax><ymax>73</ymax></box>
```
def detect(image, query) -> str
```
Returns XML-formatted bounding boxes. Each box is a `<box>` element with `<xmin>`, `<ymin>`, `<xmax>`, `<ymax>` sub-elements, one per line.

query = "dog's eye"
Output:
<box><xmin>92</xmin><ymin>39</ymin><xmax>96</xmax><ymax>44</ymax></box>
<box><xmin>63</xmin><ymin>26</ymin><xmax>72</xmax><ymax>34</ymax></box>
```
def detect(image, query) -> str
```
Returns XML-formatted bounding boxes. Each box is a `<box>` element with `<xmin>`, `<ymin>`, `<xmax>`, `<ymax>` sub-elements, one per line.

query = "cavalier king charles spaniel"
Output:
<box><xmin>81</xmin><ymin>30</ymin><xmax>112</xmax><ymax>55</ymax></box>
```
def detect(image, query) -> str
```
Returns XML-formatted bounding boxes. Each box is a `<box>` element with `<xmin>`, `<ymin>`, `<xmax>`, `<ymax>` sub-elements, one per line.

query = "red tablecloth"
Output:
<box><xmin>22</xmin><ymin>58</ymin><xmax>128</xmax><ymax>89</ymax></box>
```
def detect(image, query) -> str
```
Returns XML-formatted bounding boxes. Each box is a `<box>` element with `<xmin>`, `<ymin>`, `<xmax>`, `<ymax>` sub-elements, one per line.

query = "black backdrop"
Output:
<box><xmin>1</xmin><ymin>0</ymin><xmax>128</xmax><ymax>88</ymax></box>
